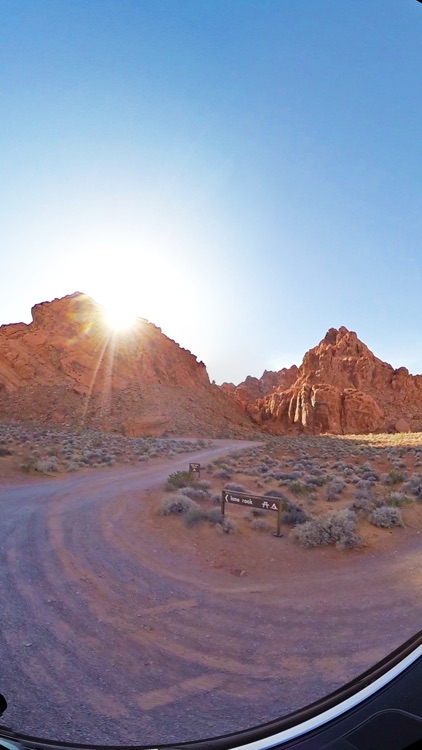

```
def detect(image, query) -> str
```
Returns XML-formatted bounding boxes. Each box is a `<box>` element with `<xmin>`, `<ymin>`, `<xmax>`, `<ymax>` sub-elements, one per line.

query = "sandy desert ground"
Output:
<box><xmin>0</xmin><ymin>424</ymin><xmax>422</xmax><ymax>745</ymax></box>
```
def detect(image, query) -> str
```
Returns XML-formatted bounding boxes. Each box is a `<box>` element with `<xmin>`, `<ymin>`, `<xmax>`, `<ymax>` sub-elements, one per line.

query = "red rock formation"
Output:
<box><xmin>2</xmin><ymin>300</ymin><xmax>421</xmax><ymax>437</ymax></box>
<box><xmin>250</xmin><ymin>327</ymin><xmax>422</xmax><ymax>434</ymax></box>
<box><xmin>221</xmin><ymin>366</ymin><xmax>298</xmax><ymax>404</ymax></box>
<box><xmin>0</xmin><ymin>293</ymin><xmax>253</xmax><ymax>437</ymax></box>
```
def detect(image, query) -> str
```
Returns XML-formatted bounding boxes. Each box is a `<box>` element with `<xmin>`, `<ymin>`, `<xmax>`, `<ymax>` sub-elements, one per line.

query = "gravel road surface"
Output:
<box><xmin>1</xmin><ymin>439</ymin><xmax>421</xmax><ymax>746</ymax></box>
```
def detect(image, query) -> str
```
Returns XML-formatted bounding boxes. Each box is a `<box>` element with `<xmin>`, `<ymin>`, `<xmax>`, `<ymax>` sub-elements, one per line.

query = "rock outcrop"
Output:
<box><xmin>0</xmin><ymin>293</ymin><xmax>254</xmax><ymax>437</ymax></box>
<box><xmin>221</xmin><ymin>366</ymin><xmax>298</xmax><ymax>404</ymax></box>
<box><xmin>1</xmin><ymin>298</ymin><xmax>421</xmax><ymax>437</ymax></box>
<box><xmin>249</xmin><ymin>326</ymin><xmax>422</xmax><ymax>435</ymax></box>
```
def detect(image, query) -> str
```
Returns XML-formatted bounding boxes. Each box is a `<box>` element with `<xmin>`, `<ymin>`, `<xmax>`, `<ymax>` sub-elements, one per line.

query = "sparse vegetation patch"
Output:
<box><xmin>291</xmin><ymin>509</ymin><xmax>362</xmax><ymax>550</ymax></box>
<box><xmin>369</xmin><ymin>506</ymin><xmax>404</xmax><ymax>528</ymax></box>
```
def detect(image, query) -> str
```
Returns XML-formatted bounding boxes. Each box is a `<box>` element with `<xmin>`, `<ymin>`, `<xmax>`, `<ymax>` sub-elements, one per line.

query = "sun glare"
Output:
<box><xmin>103</xmin><ymin>304</ymin><xmax>138</xmax><ymax>333</ymax></box>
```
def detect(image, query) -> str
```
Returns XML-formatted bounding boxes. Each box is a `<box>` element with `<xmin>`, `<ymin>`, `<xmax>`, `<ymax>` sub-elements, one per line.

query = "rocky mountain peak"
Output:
<box><xmin>247</xmin><ymin>326</ymin><xmax>422</xmax><ymax>435</ymax></box>
<box><xmin>0</xmin><ymin>293</ymin><xmax>254</xmax><ymax>437</ymax></box>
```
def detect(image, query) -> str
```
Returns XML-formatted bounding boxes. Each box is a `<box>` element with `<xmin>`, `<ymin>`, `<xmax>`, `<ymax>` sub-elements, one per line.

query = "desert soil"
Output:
<box><xmin>0</xmin><ymin>430</ymin><xmax>421</xmax><ymax>746</ymax></box>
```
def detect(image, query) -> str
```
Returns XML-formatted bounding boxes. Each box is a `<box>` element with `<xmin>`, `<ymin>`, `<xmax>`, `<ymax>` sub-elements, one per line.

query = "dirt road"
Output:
<box><xmin>1</xmin><ymin>439</ymin><xmax>421</xmax><ymax>746</ymax></box>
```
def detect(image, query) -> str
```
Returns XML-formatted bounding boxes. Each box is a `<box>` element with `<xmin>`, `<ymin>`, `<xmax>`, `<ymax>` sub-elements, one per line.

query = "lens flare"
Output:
<box><xmin>102</xmin><ymin>304</ymin><xmax>137</xmax><ymax>332</ymax></box>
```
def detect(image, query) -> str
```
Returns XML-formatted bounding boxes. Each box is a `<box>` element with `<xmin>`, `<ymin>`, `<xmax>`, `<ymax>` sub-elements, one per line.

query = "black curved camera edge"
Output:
<box><xmin>1</xmin><ymin>629</ymin><xmax>422</xmax><ymax>750</ymax></box>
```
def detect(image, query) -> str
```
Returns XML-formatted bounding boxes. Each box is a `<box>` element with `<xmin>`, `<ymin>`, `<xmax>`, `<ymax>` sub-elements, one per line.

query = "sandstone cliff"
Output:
<box><xmin>0</xmin><ymin>293</ymin><xmax>253</xmax><ymax>437</ymax></box>
<box><xmin>248</xmin><ymin>326</ymin><xmax>422</xmax><ymax>435</ymax></box>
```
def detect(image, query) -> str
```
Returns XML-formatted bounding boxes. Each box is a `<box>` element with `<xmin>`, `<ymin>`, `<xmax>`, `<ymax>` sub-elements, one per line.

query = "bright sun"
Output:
<box><xmin>103</xmin><ymin>304</ymin><xmax>138</xmax><ymax>333</ymax></box>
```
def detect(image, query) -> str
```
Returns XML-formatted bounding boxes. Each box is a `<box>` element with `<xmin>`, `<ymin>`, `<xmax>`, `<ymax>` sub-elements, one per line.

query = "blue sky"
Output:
<box><xmin>1</xmin><ymin>1</ymin><xmax>421</xmax><ymax>384</ymax></box>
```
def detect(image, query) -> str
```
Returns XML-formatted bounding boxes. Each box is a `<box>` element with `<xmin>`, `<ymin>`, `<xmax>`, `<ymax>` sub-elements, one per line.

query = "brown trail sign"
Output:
<box><xmin>189</xmin><ymin>462</ymin><xmax>201</xmax><ymax>478</ymax></box>
<box><xmin>221</xmin><ymin>489</ymin><xmax>283</xmax><ymax>537</ymax></box>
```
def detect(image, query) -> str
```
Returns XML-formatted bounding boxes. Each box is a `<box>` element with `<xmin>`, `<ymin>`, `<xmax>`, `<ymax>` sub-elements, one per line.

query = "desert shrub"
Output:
<box><xmin>102</xmin><ymin>455</ymin><xmax>115</xmax><ymax>466</ymax></box>
<box><xmin>207</xmin><ymin>508</ymin><xmax>224</xmax><ymax>523</ymax></box>
<box><xmin>158</xmin><ymin>494</ymin><xmax>199</xmax><ymax>516</ymax></box>
<box><xmin>325</xmin><ymin>479</ymin><xmax>346</xmax><ymax>501</ymax></box>
<box><xmin>306</xmin><ymin>493</ymin><xmax>318</xmax><ymax>506</ymax></box>
<box><xmin>406</xmin><ymin>475</ymin><xmax>422</xmax><ymax>498</ymax></box>
<box><xmin>182</xmin><ymin>487</ymin><xmax>210</xmax><ymax>502</ymax></box>
<box><xmin>362</xmin><ymin>471</ymin><xmax>379</xmax><ymax>483</ymax></box>
<box><xmin>183</xmin><ymin>506</ymin><xmax>208</xmax><ymax>527</ymax></box>
<box><xmin>282</xmin><ymin>504</ymin><xmax>308</xmax><ymax>526</ymax></box>
<box><xmin>369</xmin><ymin>506</ymin><xmax>404</xmax><ymax>528</ymax></box>
<box><xmin>195</xmin><ymin>479</ymin><xmax>212</xmax><ymax>490</ymax></box>
<box><xmin>354</xmin><ymin>479</ymin><xmax>373</xmax><ymax>496</ymax></box>
<box><xmin>19</xmin><ymin>457</ymin><xmax>37</xmax><ymax>473</ymax></box>
<box><xmin>225</xmin><ymin>483</ymin><xmax>247</xmax><ymax>493</ymax></box>
<box><xmin>216</xmin><ymin>517</ymin><xmax>236</xmax><ymax>534</ymax></box>
<box><xmin>263</xmin><ymin>489</ymin><xmax>286</xmax><ymax>499</ymax></box>
<box><xmin>287</xmin><ymin>481</ymin><xmax>308</xmax><ymax>496</ymax></box>
<box><xmin>212</xmin><ymin>457</ymin><xmax>228</xmax><ymax>466</ymax></box>
<box><xmin>165</xmin><ymin>471</ymin><xmax>195</xmax><ymax>491</ymax></box>
<box><xmin>393</xmin><ymin>460</ymin><xmax>406</xmax><ymax>469</ymax></box>
<box><xmin>214</xmin><ymin>468</ymin><xmax>232</xmax><ymax>479</ymax></box>
<box><xmin>329</xmin><ymin>509</ymin><xmax>362</xmax><ymax>549</ymax></box>
<box><xmin>349</xmin><ymin>495</ymin><xmax>375</xmax><ymax>512</ymax></box>
<box><xmin>306</xmin><ymin>476</ymin><xmax>326</xmax><ymax>488</ymax></box>
<box><xmin>0</xmin><ymin>446</ymin><xmax>12</xmax><ymax>456</ymax></box>
<box><xmin>385</xmin><ymin>492</ymin><xmax>412</xmax><ymax>507</ymax></box>
<box><xmin>249</xmin><ymin>518</ymin><xmax>273</xmax><ymax>532</ymax></box>
<box><xmin>288</xmin><ymin>470</ymin><xmax>303</xmax><ymax>480</ymax></box>
<box><xmin>291</xmin><ymin>509</ymin><xmax>361</xmax><ymax>549</ymax></box>
<box><xmin>30</xmin><ymin>457</ymin><xmax>58</xmax><ymax>473</ymax></box>
<box><xmin>381</xmin><ymin>470</ymin><xmax>406</xmax><ymax>485</ymax></box>
<box><xmin>250</xmin><ymin>507</ymin><xmax>266</xmax><ymax>518</ymax></box>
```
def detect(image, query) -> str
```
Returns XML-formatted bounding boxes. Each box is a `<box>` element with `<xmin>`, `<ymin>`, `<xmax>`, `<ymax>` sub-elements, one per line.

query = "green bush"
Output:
<box><xmin>288</xmin><ymin>481</ymin><xmax>308</xmax><ymax>496</ymax></box>
<box><xmin>183</xmin><ymin>506</ymin><xmax>208</xmax><ymax>526</ymax></box>
<box><xmin>165</xmin><ymin>471</ymin><xmax>196</xmax><ymax>491</ymax></box>
<box><xmin>385</xmin><ymin>470</ymin><xmax>406</xmax><ymax>485</ymax></box>
<box><xmin>385</xmin><ymin>492</ymin><xmax>412</xmax><ymax>507</ymax></box>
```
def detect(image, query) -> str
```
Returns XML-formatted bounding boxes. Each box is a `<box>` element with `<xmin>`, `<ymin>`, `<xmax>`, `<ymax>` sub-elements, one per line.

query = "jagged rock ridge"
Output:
<box><xmin>221</xmin><ymin>366</ymin><xmax>299</xmax><ymax>404</ymax></box>
<box><xmin>1</xmin><ymin>297</ymin><xmax>421</xmax><ymax>436</ymax></box>
<box><xmin>243</xmin><ymin>326</ymin><xmax>422</xmax><ymax>434</ymax></box>
<box><xmin>0</xmin><ymin>293</ymin><xmax>253</xmax><ymax>437</ymax></box>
